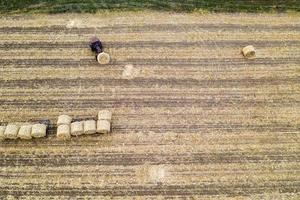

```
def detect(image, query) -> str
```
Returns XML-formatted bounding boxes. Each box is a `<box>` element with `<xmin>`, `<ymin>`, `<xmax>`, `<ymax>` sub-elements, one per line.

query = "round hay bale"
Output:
<box><xmin>71</xmin><ymin>121</ymin><xmax>84</xmax><ymax>136</ymax></box>
<box><xmin>0</xmin><ymin>126</ymin><xmax>6</xmax><ymax>141</ymax></box>
<box><xmin>4</xmin><ymin>124</ymin><xmax>19</xmax><ymax>139</ymax></box>
<box><xmin>84</xmin><ymin>120</ymin><xmax>97</xmax><ymax>134</ymax></box>
<box><xmin>97</xmin><ymin>52</ymin><xmax>110</xmax><ymax>65</ymax></box>
<box><xmin>98</xmin><ymin>110</ymin><xmax>112</xmax><ymax>122</ymax></box>
<box><xmin>242</xmin><ymin>45</ymin><xmax>256</xmax><ymax>59</ymax></box>
<box><xmin>18</xmin><ymin>124</ymin><xmax>32</xmax><ymax>140</ymax></box>
<box><xmin>57</xmin><ymin>124</ymin><xmax>71</xmax><ymax>140</ymax></box>
<box><xmin>31</xmin><ymin>124</ymin><xmax>47</xmax><ymax>138</ymax></box>
<box><xmin>57</xmin><ymin>115</ymin><xmax>72</xmax><ymax>126</ymax></box>
<box><xmin>97</xmin><ymin>120</ymin><xmax>111</xmax><ymax>134</ymax></box>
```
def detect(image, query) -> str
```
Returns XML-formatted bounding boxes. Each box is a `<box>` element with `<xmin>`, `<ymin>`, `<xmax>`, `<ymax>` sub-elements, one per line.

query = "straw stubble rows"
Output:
<box><xmin>0</xmin><ymin>12</ymin><xmax>299</xmax><ymax>199</ymax></box>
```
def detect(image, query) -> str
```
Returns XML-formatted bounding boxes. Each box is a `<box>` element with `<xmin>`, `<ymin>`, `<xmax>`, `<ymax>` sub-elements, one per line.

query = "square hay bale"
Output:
<box><xmin>31</xmin><ymin>124</ymin><xmax>47</xmax><ymax>138</ymax></box>
<box><xmin>97</xmin><ymin>120</ymin><xmax>111</xmax><ymax>134</ymax></box>
<box><xmin>4</xmin><ymin>124</ymin><xmax>19</xmax><ymax>139</ymax></box>
<box><xmin>98</xmin><ymin>110</ymin><xmax>112</xmax><ymax>122</ymax></box>
<box><xmin>18</xmin><ymin>124</ymin><xmax>32</xmax><ymax>140</ymax></box>
<box><xmin>242</xmin><ymin>45</ymin><xmax>256</xmax><ymax>59</ymax></box>
<box><xmin>57</xmin><ymin>115</ymin><xmax>72</xmax><ymax>126</ymax></box>
<box><xmin>0</xmin><ymin>126</ymin><xmax>6</xmax><ymax>141</ymax></box>
<box><xmin>57</xmin><ymin>124</ymin><xmax>71</xmax><ymax>140</ymax></box>
<box><xmin>71</xmin><ymin>121</ymin><xmax>84</xmax><ymax>136</ymax></box>
<box><xmin>84</xmin><ymin>120</ymin><xmax>96</xmax><ymax>134</ymax></box>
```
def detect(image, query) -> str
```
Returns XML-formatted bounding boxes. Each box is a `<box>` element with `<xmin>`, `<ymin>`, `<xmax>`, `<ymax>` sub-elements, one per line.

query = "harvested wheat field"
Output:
<box><xmin>0</xmin><ymin>12</ymin><xmax>300</xmax><ymax>199</ymax></box>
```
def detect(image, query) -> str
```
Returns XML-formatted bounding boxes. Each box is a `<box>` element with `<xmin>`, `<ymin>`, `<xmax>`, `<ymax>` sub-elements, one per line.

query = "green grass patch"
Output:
<box><xmin>0</xmin><ymin>0</ymin><xmax>299</xmax><ymax>14</ymax></box>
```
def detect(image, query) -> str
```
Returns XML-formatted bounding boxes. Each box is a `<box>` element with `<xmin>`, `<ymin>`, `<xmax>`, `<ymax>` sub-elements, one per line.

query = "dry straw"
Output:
<box><xmin>122</xmin><ymin>64</ymin><xmax>140</xmax><ymax>79</ymax></box>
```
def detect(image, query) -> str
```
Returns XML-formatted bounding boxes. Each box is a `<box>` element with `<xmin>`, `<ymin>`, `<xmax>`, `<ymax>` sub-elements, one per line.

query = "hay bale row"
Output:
<box><xmin>0</xmin><ymin>122</ymin><xmax>47</xmax><ymax>141</ymax></box>
<box><xmin>97</xmin><ymin>110</ymin><xmax>111</xmax><ymax>134</ymax></box>
<box><xmin>56</xmin><ymin>110</ymin><xmax>112</xmax><ymax>140</ymax></box>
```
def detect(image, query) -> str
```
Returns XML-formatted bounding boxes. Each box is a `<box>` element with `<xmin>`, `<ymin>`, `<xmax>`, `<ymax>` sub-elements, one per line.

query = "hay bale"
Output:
<box><xmin>57</xmin><ymin>115</ymin><xmax>72</xmax><ymax>126</ymax></box>
<box><xmin>4</xmin><ymin>124</ymin><xmax>19</xmax><ymax>139</ymax></box>
<box><xmin>0</xmin><ymin>126</ymin><xmax>6</xmax><ymax>141</ymax></box>
<box><xmin>97</xmin><ymin>52</ymin><xmax>110</xmax><ymax>64</ymax></box>
<box><xmin>18</xmin><ymin>124</ymin><xmax>32</xmax><ymax>140</ymax></box>
<box><xmin>57</xmin><ymin>124</ymin><xmax>71</xmax><ymax>140</ymax></box>
<box><xmin>84</xmin><ymin>120</ymin><xmax>96</xmax><ymax>134</ymax></box>
<box><xmin>71</xmin><ymin>121</ymin><xmax>84</xmax><ymax>136</ymax></box>
<box><xmin>31</xmin><ymin>124</ymin><xmax>47</xmax><ymax>138</ymax></box>
<box><xmin>242</xmin><ymin>45</ymin><xmax>256</xmax><ymax>59</ymax></box>
<box><xmin>97</xmin><ymin>120</ymin><xmax>111</xmax><ymax>134</ymax></box>
<box><xmin>98</xmin><ymin>110</ymin><xmax>112</xmax><ymax>122</ymax></box>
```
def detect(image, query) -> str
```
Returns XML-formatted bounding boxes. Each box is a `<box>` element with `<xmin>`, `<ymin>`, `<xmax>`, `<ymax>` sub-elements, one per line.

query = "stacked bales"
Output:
<box><xmin>56</xmin><ymin>110</ymin><xmax>112</xmax><ymax>139</ymax></box>
<box><xmin>97</xmin><ymin>110</ymin><xmax>112</xmax><ymax>134</ymax></box>
<box><xmin>57</xmin><ymin>115</ymin><xmax>72</xmax><ymax>126</ymax></box>
<box><xmin>57</xmin><ymin>115</ymin><xmax>72</xmax><ymax>140</ymax></box>
<box><xmin>0</xmin><ymin>111</ymin><xmax>112</xmax><ymax>141</ymax></box>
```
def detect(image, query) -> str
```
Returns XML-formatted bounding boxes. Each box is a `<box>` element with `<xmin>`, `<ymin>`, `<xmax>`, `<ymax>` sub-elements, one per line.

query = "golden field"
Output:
<box><xmin>0</xmin><ymin>12</ymin><xmax>299</xmax><ymax>199</ymax></box>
